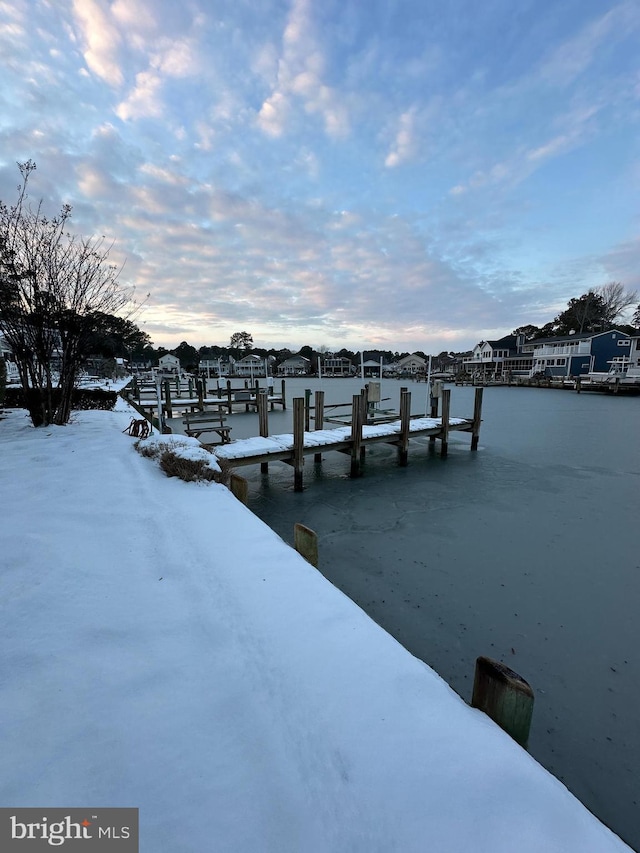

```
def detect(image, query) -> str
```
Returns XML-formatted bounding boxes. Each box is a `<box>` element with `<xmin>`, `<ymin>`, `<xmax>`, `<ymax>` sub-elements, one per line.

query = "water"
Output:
<box><xmin>227</xmin><ymin>379</ymin><xmax>640</xmax><ymax>849</ymax></box>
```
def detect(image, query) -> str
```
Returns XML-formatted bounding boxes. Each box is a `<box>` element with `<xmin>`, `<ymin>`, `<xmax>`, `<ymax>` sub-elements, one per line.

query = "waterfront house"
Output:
<box><xmin>463</xmin><ymin>335</ymin><xmax>519</xmax><ymax>378</ymax></box>
<box><xmin>278</xmin><ymin>355</ymin><xmax>311</xmax><ymax>376</ymax></box>
<box><xmin>158</xmin><ymin>354</ymin><xmax>180</xmax><ymax>375</ymax></box>
<box><xmin>518</xmin><ymin>330</ymin><xmax>631</xmax><ymax>377</ymax></box>
<box><xmin>199</xmin><ymin>356</ymin><xmax>235</xmax><ymax>378</ymax></box>
<box><xmin>394</xmin><ymin>353</ymin><xmax>427</xmax><ymax>376</ymax></box>
<box><xmin>323</xmin><ymin>356</ymin><xmax>353</xmax><ymax>376</ymax></box>
<box><xmin>234</xmin><ymin>354</ymin><xmax>272</xmax><ymax>378</ymax></box>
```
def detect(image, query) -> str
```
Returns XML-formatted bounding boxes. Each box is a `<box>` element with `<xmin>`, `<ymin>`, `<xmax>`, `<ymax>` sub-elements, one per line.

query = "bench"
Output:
<box><xmin>182</xmin><ymin>413</ymin><xmax>232</xmax><ymax>445</ymax></box>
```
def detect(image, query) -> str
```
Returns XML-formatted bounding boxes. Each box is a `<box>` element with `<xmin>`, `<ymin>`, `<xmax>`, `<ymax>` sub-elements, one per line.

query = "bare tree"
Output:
<box><xmin>0</xmin><ymin>161</ymin><xmax>133</xmax><ymax>426</ymax></box>
<box><xmin>597</xmin><ymin>282</ymin><xmax>637</xmax><ymax>326</ymax></box>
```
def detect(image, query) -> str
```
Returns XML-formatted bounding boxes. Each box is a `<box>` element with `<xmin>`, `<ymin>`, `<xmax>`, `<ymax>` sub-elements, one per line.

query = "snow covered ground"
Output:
<box><xmin>0</xmin><ymin>396</ymin><xmax>631</xmax><ymax>852</ymax></box>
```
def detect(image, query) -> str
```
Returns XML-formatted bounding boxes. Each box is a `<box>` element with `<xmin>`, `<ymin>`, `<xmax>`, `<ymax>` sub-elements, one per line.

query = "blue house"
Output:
<box><xmin>518</xmin><ymin>330</ymin><xmax>631</xmax><ymax>377</ymax></box>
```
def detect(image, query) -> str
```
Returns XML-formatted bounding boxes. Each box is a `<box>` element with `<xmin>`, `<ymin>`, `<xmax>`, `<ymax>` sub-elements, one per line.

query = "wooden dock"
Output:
<box><xmin>214</xmin><ymin>387</ymin><xmax>483</xmax><ymax>491</ymax></box>
<box><xmin>125</xmin><ymin>377</ymin><xmax>286</xmax><ymax>424</ymax></box>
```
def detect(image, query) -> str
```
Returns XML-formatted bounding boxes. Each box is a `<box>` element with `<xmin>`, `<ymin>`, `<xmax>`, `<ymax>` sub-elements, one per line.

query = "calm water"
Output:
<box><xmin>226</xmin><ymin>379</ymin><xmax>639</xmax><ymax>849</ymax></box>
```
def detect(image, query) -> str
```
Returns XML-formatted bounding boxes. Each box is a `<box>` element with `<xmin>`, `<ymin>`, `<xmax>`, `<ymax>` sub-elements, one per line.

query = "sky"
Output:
<box><xmin>0</xmin><ymin>395</ymin><xmax>632</xmax><ymax>851</ymax></box>
<box><xmin>1</xmin><ymin>0</ymin><xmax>639</xmax><ymax>354</ymax></box>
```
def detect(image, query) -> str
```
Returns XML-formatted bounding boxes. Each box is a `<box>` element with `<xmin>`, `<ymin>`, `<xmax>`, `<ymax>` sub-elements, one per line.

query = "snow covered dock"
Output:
<box><xmin>0</xmin><ymin>400</ymin><xmax>631</xmax><ymax>852</ymax></box>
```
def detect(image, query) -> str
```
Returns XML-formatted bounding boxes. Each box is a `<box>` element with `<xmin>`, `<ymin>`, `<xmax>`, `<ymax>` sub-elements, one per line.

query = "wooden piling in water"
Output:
<box><xmin>440</xmin><ymin>388</ymin><xmax>450</xmax><ymax>458</ymax></box>
<box><xmin>350</xmin><ymin>394</ymin><xmax>365</xmax><ymax>477</ymax></box>
<box><xmin>398</xmin><ymin>389</ymin><xmax>410</xmax><ymax>466</ymax></box>
<box><xmin>471</xmin><ymin>656</ymin><xmax>534</xmax><ymax>749</ymax></box>
<box><xmin>429</xmin><ymin>382</ymin><xmax>439</xmax><ymax>444</ymax></box>
<box><xmin>314</xmin><ymin>390</ymin><xmax>324</xmax><ymax>464</ymax></box>
<box><xmin>294</xmin><ymin>522</ymin><xmax>318</xmax><ymax>567</ymax></box>
<box><xmin>305</xmin><ymin>389</ymin><xmax>311</xmax><ymax>431</ymax></box>
<box><xmin>229</xmin><ymin>473</ymin><xmax>248</xmax><ymax>504</ymax></box>
<box><xmin>471</xmin><ymin>387</ymin><xmax>483</xmax><ymax>451</ymax></box>
<box><xmin>258</xmin><ymin>390</ymin><xmax>269</xmax><ymax>473</ymax></box>
<box><xmin>293</xmin><ymin>397</ymin><xmax>305</xmax><ymax>492</ymax></box>
<box><xmin>163</xmin><ymin>380</ymin><xmax>173</xmax><ymax>418</ymax></box>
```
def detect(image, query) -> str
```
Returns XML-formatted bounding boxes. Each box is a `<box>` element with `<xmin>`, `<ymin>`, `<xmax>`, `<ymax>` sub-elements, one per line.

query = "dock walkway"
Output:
<box><xmin>213</xmin><ymin>386</ymin><xmax>484</xmax><ymax>491</ymax></box>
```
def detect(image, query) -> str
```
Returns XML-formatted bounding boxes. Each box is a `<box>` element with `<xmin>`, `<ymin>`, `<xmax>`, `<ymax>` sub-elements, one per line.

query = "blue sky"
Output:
<box><xmin>1</xmin><ymin>0</ymin><xmax>638</xmax><ymax>353</ymax></box>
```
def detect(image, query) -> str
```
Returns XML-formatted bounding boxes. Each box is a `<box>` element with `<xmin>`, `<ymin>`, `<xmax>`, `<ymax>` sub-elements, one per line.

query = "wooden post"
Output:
<box><xmin>293</xmin><ymin>397</ymin><xmax>304</xmax><ymax>492</ymax></box>
<box><xmin>471</xmin><ymin>387</ymin><xmax>483</xmax><ymax>451</ymax></box>
<box><xmin>175</xmin><ymin>375</ymin><xmax>180</xmax><ymax>397</ymax></box>
<box><xmin>305</xmin><ymin>388</ymin><xmax>311</xmax><ymax>432</ymax></box>
<box><xmin>398</xmin><ymin>388</ymin><xmax>410</xmax><ymax>466</ymax></box>
<box><xmin>197</xmin><ymin>379</ymin><xmax>205</xmax><ymax>411</ymax></box>
<box><xmin>472</xmin><ymin>656</ymin><xmax>534</xmax><ymax>749</ymax></box>
<box><xmin>163</xmin><ymin>379</ymin><xmax>173</xmax><ymax>419</ymax></box>
<box><xmin>229</xmin><ymin>473</ymin><xmax>248</xmax><ymax>505</ymax></box>
<box><xmin>314</xmin><ymin>390</ymin><xmax>324</xmax><ymax>464</ymax></box>
<box><xmin>575</xmin><ymin>377</ymin><xmax>581</xmax><ymax>394</ymax></box>
<box><xmin>188</xmin><ymin>377</ymin><xmax>194</xmax><ymax>397</ymax></box>
<box><xmin>226</xmin><ymin>380</ymin><xmax>233</xmax><ymax>413</ymax></box>
<box><xmin>350</xmin><ymin>394</ymin><xmax>364</xmax><ymax>477</ymax></box>
<box><xmin>281</xmin><ymin>379</ymin><xmax>286</xmax><ymax>410</ymax></box>
<box><xmin>429</xmin><ymin>384</ymin><xmax>438</xmax><ymax>444</ymax></box>
<box><xmin>258</xmin><ymin>390</ymin><xmax>269</xmax><ymax>473</ymax></box>
<box><xmin>294</xmin><ymin>522</ymin><xmax>318</xmax><ymax>568</ymax></box>
<box><xmin>440</xmin><ymin>388</ymin><xmax>450</xmax><ymax>458</ymax></box>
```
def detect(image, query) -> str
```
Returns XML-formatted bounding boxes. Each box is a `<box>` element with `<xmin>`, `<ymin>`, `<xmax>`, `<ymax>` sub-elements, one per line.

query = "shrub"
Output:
<box><xmin>134</xmin><ymin>434</ymin><xmax>227</xmax><ymax>484</ymax></box>
<box><xmin>2</xmin><ymin>386</ymin><xmax>117</xmax><ymax>415</ymax></box>
<box><xmin>159</xmin><ymin>450</ymin><xmax>219</xmax><ymax>482</ymax></box>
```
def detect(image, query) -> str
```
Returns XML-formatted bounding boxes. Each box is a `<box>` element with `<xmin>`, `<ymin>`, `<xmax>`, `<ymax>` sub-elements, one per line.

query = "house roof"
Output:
<box><xmin>485</xmin><ymin>335</ymin><xmax>518</xmax><ymax>349</ymax></box>
<box><xmin>528</xmin><ymin>329</ymin><xmax>629</xmax><ymax>345</ymax></box>
<box><xmin>281</xmin><ymin>355</ymin><xmax>310</xmax><ymax>364</ymax></box>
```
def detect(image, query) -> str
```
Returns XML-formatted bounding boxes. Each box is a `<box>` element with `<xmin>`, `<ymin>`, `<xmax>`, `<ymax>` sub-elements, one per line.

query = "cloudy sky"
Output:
<box><xmin>1</xmin><ymin>0</ymin><xmax>638</xmax><ymax>353</ymax></box>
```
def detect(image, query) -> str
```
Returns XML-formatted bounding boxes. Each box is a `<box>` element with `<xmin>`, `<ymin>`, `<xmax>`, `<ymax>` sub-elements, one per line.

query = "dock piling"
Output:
<box><xmin>314</xmin><ymin>390</ymin><xmax>324</xmax><ymax>464</ymax></box>
<box><xmin>258</xmin><ymin>390</ymin><xmax>269</xmax><ymax>473</ymax></box>
<box><xmin>471</xmin><ymin>656</ymin><xmax>534</xmax><ymax>749</ymax></box>
<box><xmin>294</xmin><ymin>523</ymin><xmax>318</xmax><ymax>568</ymax></box>
<box><xmin>293</xmin><ymin>397</ymin><xmax>305</xmax><ymax>492</ymax></box>
<box><xmin>398</xmin><ymin>389</ymin><xmax>410</xmax><ymax>466</ymax></box>
<box><xmin>350</xmin><ymin>394</ymin><xmax>365</xmax><ymax>477</ymax></box>
<box><xmin>440</xmin><ymin>389</ymin><xmax>450</xmax><ymax>458</ymax></box>
<box><xmin>229</xmin><ymin>473</ymin><xmax>249</xmax><ymax>504</ymax></box>
<box><xmin>471</xmin><ymin>387</ymin><xmax>483</xmax><ymax>451</ymax></box>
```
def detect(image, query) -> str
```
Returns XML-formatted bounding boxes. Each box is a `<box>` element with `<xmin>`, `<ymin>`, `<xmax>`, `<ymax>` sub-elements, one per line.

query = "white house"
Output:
<box><xmin>199</xmin><ymin>356</ymin><xmax>235</xmax><ymax>378</ymax></box>
<box><xmin>463</xmin><ymin>335</ymin><xmax>518</xmax><ymax>377</ymax></box>
<box><xmin>394</xmin><ymin>353</ymin><xmax>427</xmax><ymax>375</ymax></box>
<box><xmin>278</xmin><ymin>355</ymin><xmax>311</xmax><ymax>376</ymax></box>
<box><xmin>234</xmin><ymin>354</ymin><xmax>271</xmax><ymax>378</ymax></box>
<box><xmin>158</xmin><ymin>354</ymin><xmax>180</xmax><ymax>375</ymax></box>
<box><xmin>0</xmin><ymin>334</ymin><xmax>21</xmax><ymax>384</ymax></box>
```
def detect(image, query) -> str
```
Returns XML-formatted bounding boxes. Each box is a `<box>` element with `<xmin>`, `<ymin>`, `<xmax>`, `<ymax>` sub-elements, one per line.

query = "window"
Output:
<box><xmin>617</xmin><ymin>340</ymin><xmax>630</xmax><ymax>347</ymax></box>
<box><xmin>557</xmin><ymin>358</ymin><xmax>566</xmax><ymax>366</ymax></box>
